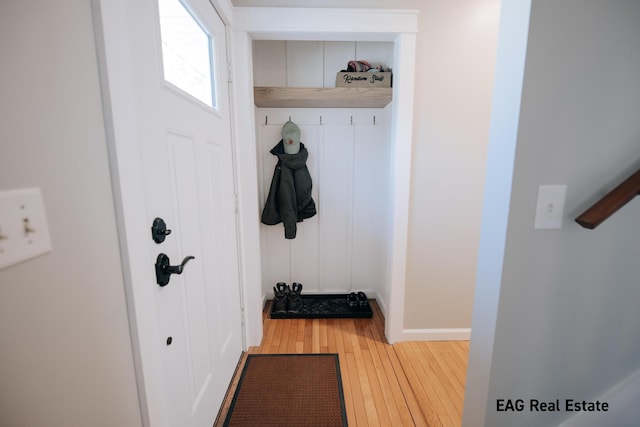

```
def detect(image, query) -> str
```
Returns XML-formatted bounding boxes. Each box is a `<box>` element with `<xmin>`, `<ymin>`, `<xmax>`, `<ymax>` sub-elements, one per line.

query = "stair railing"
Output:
<box><xmin>575</xmin><ymin>168</ymin><xmax>640</xmax><ymax>229</ymax></box>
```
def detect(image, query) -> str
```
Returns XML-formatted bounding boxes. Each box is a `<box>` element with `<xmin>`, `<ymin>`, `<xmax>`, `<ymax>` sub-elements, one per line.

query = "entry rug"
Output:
<box><xmin>223</xmin><ymin>354</ymin><xmax>348</xmax><ymax>427</ymax></box>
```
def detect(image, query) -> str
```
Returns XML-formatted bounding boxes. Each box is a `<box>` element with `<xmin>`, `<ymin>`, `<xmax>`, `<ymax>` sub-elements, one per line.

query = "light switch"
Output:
<box><xmin>534</xmin><ymin>185</ymin><xmax>567</xmax><ymax>230</ymax></box>
<box><xmin>0</xmin><ymin>188</ymin><xmax>53</xmax><ymax>270</ymax></box>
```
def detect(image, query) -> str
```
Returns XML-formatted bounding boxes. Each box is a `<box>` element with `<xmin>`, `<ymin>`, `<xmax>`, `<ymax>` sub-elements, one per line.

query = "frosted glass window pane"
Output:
<box><xmin>158</xmin><ymin>0</ymin><xmax>215</xmax><ymax>108</ymax></box>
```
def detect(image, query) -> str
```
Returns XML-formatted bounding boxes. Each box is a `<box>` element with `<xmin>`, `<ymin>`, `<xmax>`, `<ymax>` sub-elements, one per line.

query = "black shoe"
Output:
<box><xmin>273</xmin><ymin>282</ymin><xmax>288</xmax><ymax>314</ymax></box>
<box><xmin>357</xmin><ymin>292</ymin><xmax>368</xmax><ymax>310</ymax></box>
<box><xmin>275</xmin><ymin>282</ymin><xmax>290</xmax><ymax>295</ymax></box>
<box><xmin>287</xmin><ymin>282</ymin><xmax>303</xmax><ymax>313</ymax></box>
<box><xmin>347</xmin><ymin>292</ymin><xmax>358</xmax><ymax>311</ymax></box>
<box><xmin>291</xmin><ymin>282</ymin><xmax>303</xmax><ymax>294</ymax></box>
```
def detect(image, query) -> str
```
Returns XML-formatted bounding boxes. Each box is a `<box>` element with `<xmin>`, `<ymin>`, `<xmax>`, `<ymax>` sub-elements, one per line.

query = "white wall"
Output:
<box><xmin>468</xmin><ymin>0</ymin><xmax>640</xmax><ymax>426</ymax></box>
<box><xmin>403</xmin><ymin>0</ymin><xmax>501</xmax><ymax>331</ymax></box>
<box><xmin>0</xmin><ymin>1</ymin><xmax>141</xmax><ymax>426</ymax></box>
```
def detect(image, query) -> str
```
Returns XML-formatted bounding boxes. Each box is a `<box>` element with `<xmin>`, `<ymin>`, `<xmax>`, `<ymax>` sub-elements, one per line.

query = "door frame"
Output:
<box><xmin>228</xmin><ymin>6</ymin><xmax>420</xmax><ymax>346</ymax></box>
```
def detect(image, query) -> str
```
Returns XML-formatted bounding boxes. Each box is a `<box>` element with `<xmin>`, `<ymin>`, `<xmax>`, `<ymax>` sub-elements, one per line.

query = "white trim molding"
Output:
<box><xmin>233</xmin><ymin>7</ymin><xmax>419</xmax><ymax>41</ymax></box>
<box><xmin>227</xmin><ymin>28</ymin><xmax>264</xmax><ymax>348</ymax></box>
<box><xmin>384</xmin><ymin>33</ymin><xmax>417</xmax><ymax>345</ymax></box>
<box><xmin>229</xmin><ymin>7</ymin><xmax>419</xmax><ymax>348</ymax></box>
<box><xmin>403</xmin><ymin>328</ymin><xmax>471</xmax><ymax>341</ymax></box>
<box><xmin>462</xmin><ymin>1</ymin><xmax>532</xmax><ymax>426</ymax></box>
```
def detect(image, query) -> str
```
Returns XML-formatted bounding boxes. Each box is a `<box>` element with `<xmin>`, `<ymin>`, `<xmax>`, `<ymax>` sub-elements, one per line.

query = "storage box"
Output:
<box><xmin>335</xmin><ymin>71</ymin><xmax>392</xmax><ymax>88</ymax></box>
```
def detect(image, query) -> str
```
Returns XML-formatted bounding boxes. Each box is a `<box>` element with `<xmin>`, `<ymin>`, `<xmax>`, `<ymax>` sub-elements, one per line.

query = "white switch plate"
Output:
<box><xmin>534</xmin><ymin>185</ymin><xmax>567</xmax><ymax>230</ymax></box>
<box><xmin>0</xmin><ymin>188</ymin><xmax>53</xmax><ymax>270</ymax></box>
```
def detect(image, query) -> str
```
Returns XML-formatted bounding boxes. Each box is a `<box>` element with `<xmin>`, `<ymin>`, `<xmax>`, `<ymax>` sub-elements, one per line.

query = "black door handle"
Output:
<box><xmin>155</xmin><ymin>253</ymin><xmax>195</xmax><ymax>287</ymax></box>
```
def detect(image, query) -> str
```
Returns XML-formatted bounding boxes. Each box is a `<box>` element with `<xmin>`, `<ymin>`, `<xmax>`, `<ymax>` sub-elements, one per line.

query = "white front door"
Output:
<box><xmin>94</xmin><ymin>0</ymin><xmax>243</xmax><ymax>426</ymax></box>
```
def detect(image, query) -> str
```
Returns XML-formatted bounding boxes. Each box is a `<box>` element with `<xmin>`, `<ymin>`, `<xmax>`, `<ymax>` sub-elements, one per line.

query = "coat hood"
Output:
<box><xmin>270</xmin><ymin>140</ymin><xmax>309</xmax><ymax>170</ymax></box>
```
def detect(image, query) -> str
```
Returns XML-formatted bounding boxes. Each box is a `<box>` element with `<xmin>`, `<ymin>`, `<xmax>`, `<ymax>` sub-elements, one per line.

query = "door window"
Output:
<box><xmin>158</xmin><ymin>0</ymin><xmax>216</xmax><ymax>108</ymax></box>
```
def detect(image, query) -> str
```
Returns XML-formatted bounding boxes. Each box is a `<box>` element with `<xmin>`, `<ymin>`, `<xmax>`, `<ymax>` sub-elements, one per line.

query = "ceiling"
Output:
<box><xmin>230</xmin><ymin>0</ymin><xmax>422</xmax><ymax>9</ymax></box>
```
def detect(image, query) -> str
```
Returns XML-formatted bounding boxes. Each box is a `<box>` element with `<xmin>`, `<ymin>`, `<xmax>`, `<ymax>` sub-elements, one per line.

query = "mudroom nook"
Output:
<box><xmin>253</xmin><ymin>40</ymin><xmax>393</xmax><ymax>317</ymax></box>
<box><xmin>230</xmin><ymin>8</ymin><xmax>420</xmax><ymax>344</ymax></box>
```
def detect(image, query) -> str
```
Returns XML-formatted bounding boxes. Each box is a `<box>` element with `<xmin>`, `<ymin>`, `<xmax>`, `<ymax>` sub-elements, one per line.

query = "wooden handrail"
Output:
<box><xmin>575</xmin><ymin>168</ymin><xmax>640</xmax><ymax>229</ymax></box>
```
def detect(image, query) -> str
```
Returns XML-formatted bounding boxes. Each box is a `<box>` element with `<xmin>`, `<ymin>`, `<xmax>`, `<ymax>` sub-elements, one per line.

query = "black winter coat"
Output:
<box><xmin>261</xmin><ymin>140</ymin><xmax>316</xmax><ymax>239</ymax></box>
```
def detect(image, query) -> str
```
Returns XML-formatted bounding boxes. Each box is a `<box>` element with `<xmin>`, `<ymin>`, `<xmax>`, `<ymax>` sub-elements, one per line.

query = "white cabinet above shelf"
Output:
<box><xmin>254</xmin><ymin>87</ymin><xmax>392</xmax><ymax>108</ymax></box>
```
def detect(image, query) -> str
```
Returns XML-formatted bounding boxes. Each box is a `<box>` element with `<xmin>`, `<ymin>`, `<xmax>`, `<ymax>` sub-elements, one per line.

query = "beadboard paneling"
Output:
<box><xmin>257</xmin><ymin>109</ymin><xmax>390</xmax><ymax>296</ymax></box>
<box><xmin>253</xmin><ymin>40</ymin><xmax>393</xmax><ymax>89</ymax></box>
<box><xmin>286</xmin><ymin>41</ymin><xmax>324</xmax><ymax>87</ymax></box>
<box><xmin>352</xmin><ymin>123</ymin><xmax>390</xmax><ymax>292</ymax></box>
<box><xmin>323</xmin><ymin>41</ymin><xmax>356</xmax><ymax>87</ymax></box>
<box><xmin>319</xmin><ymin>124</ymin><xmax>354</xmax><ymax>292</ymax></box>
<box><xmin>252</xmin><ymin>40</ymin><xmax>286</xmax><ymax>87</ymax></box>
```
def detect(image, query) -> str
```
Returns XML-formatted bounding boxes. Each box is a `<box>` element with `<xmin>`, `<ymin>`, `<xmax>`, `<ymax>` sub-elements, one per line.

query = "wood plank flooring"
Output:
<box><xmin>215</xmin><ymin>300</ymin><xmax>469</xmax><ymax>427</ymax></box>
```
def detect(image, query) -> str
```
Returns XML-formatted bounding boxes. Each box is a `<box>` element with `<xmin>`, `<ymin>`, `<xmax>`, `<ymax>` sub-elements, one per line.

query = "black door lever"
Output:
<box><xmin>155</xmin><ymin>253</ymin><xmax>195</xmax><ymax>287</ymax></box>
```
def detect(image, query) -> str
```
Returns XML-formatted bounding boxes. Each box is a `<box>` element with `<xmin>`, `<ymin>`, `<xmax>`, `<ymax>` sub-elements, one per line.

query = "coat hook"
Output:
<box><xmin>373</xmin><ymin>116</ymin><xmax>376</xmax><ymax>126</ymax></box>
<box><xmin>350</xmin><ymin>116</ymin><xmax>353</xmax><ymax>126</ymax></box>
<box><xmin>265</xmin><ymin>115</ymin><xmax>268</xmax><ymax>125</ymax></box>
<box><xmin>320</xmin><ymin>116</ymin><xmax>323</xmax><ymax>126</ymax></box>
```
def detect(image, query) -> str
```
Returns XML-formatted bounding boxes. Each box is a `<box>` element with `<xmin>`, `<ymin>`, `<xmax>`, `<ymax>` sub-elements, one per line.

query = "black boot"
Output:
<box><xmin>287</xmin><ymin>282</ymin><xmax>303</xmax><ymax>313</ymax></box>
<box><xmin>357</xmin><ymin>291</ymin><xmax>368</xmax><ymax>310</ymax></box>
<box><xmin>273</xmin><ymin>282</ymin><xmax>289</xmax><ymax>314</ymax></box>
<box><xmin>347</xmin><ymin>292</ymin><xmax>358</xmax><ymax>311</ymax></box>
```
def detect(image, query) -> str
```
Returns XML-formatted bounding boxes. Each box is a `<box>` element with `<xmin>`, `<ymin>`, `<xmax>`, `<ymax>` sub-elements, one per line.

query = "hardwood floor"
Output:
<box><xmin>215</xmin><ymin>300</ymin><xmax>469</xmax><ymax>427</ymax></box>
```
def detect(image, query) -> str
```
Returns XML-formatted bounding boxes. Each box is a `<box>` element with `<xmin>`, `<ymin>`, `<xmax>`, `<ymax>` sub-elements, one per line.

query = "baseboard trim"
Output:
<box><xmin>402</xmin><ymin>328</ymin><xmax>471</xmax><ymax>341</ymax></box>
<box><xmin>375</xmin><ymin>295</ymin><xmax>388</xmax><ymax>319</ymax></box>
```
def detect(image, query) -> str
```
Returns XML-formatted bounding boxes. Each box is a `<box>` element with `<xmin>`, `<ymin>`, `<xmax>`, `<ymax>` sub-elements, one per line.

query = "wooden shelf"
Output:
<box><xmin>254</xmin><ymin>87</ymin><xmax>392</xmax><ymax>108</ymax></box>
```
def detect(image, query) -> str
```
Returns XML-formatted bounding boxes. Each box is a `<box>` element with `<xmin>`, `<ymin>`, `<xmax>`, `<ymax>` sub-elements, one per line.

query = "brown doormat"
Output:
<box><xmin>223</xmin><ymin>354</ymin><xmax>347</xmax><ymax>427</ymax></box>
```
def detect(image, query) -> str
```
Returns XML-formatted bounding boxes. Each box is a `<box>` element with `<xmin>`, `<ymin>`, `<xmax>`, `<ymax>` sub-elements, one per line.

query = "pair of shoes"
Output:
<box><xmin>273</xmin><ymin>282</ymin><xmax>304</xmax><ymax>314</ymax></box>
<box><xmin>347</xmin><ymin>291</ymin><xmax>368</xmax><ymax>311</ymax></box>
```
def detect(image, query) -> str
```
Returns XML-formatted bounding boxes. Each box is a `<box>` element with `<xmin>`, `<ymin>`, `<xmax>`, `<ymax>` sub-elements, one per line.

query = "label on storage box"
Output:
<box><xmin>336</xmin><ymin>72</ymin><xmax>391</xmax><ymax>88</ymax></box>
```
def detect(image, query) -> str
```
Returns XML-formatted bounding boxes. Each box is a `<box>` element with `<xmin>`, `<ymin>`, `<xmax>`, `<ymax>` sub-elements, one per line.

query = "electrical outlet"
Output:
<box><xmin>0</xmin><ymin>188</ymin><xmax>53</xmax><ymax>270</ymax></box>
<box><xmin>534</xmin><ymin>185</ymin><xmax>567</xmax><ymax>230</ymax></box>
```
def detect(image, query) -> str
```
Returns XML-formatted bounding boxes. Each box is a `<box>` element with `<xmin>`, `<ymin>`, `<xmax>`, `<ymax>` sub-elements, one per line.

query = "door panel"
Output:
<box><xmin>97</xmin><ymin>0</ymin><xmax>243</xmax><ymax>425</ymax></box>
<box><xmin>154</xmin><ymin>2</ymin><xmax>243</xmax><ymax>425</ymax></box>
